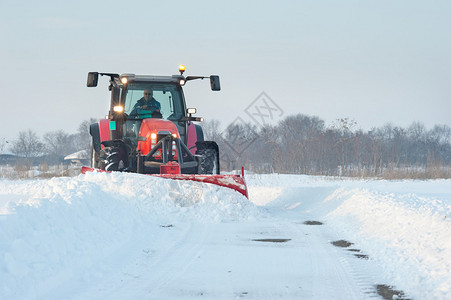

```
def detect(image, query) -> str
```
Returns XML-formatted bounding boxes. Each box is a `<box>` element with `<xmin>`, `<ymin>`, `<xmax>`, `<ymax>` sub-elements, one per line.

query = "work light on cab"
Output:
<box><xmin>113</xmin><ymin>105</ymin><xmax>124</xmax><ymax>113</ymax></box>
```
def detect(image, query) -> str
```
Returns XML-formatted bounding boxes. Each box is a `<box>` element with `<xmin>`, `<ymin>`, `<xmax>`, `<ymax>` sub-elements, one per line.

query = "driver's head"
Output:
<box><xmin>143</xmin><ymin>89</ymin><xmax>152</xmax><ymax>100</ymax></box>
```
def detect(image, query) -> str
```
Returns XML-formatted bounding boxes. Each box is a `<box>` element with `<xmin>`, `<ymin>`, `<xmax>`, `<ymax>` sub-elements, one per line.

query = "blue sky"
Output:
<box><xmin>1</xmin><ymin>0</ymin><xmax>450</xmax><ymax>142</ymax></box>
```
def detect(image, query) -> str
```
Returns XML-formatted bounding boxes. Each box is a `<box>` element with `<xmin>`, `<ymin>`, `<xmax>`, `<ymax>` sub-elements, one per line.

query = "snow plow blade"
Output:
<box><xmin>80</xmin><ymin>166</ymin><xmax>249</xmax><ymax>199</ymax></box>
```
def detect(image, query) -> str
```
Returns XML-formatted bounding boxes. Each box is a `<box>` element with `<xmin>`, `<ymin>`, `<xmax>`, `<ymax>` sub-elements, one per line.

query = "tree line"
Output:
<box><xmin>1</xmin><ymin>118</ymin><xmax>96</xmax><ymax>165</ymax></box>
<box><xmin>3</xmin><ymin>114</ymin><xmax>450</xmax><ymax>178</ymax></box>
<box><xmin>204</xmin><ymin>114</ymin><xmax>451</xmax><ymax>178</ymax></box>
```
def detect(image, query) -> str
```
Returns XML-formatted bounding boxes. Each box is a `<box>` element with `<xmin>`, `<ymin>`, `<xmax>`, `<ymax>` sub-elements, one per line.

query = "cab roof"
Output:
<box><xmin>120</xmin><ymin>74</ymin><xmax>184</xmax><ymax>83</ymax></box>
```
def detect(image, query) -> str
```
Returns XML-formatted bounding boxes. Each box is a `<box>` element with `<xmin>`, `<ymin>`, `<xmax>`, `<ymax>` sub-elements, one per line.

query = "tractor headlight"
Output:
<box><xmin>179</xmin><ymin>79</ymin><xmax>186</xmax><ymax>86</ymax></box>
<box><xmin>120</xmin><ymin>77</ymin><xmax>128</xmax><ymax>84</ymax></box>
<box><xmin>113</xmin><ymin>105</ymin><xmax>124</xmax><ymax>113</ymax></box>
<box><xmin>150</xmin><ymin>133</ymin><xmax>157</xmax><ymax>145</ymax></box>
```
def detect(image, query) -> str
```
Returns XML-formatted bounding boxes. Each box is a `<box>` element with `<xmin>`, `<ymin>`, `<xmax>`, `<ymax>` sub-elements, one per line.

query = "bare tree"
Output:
<box><xmin>219</xmin><ymin>121</ymin><xmax>259</xmax><ymax>171</ymax></box>
<box><xmin>43</xmin><ymin>130</ymin><xmax>77</xmax><ymax>159</ymax></box>
<box><xmin>76</xmin><ymin>118</ymin><xmax>98</xmax><ymax>153</ymax></box>
<box><xmin>202</xmin><ymin>119</ymin><xmax>222</xmax><ymax>141</ymax></box>
<box><xmin>0</xmin><ymin>138</ymin><xmax>8</xmax><ymax>154</ymax></box>
<box><xmin>9</xmin><ymin>130</ymin><xmax>44</xmax><ymax>158</ymax></box>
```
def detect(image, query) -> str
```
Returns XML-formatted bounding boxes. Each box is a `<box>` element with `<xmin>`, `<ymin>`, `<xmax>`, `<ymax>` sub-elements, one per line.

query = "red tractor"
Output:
<box><xmin>83</xmin><ymin>66</ymin><xmax>248</xmax><ymax>198</ymax></box>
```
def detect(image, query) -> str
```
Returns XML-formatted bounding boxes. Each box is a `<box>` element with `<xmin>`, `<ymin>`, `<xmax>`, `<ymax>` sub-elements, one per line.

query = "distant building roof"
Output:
<box><xmin>64</xmin><ymin>150</ymin><xmax>89</xmax><ymax>161</ymax></box>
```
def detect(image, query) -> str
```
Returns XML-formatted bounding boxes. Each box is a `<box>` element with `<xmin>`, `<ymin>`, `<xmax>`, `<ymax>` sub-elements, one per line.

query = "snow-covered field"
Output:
<box><xmin>0</xmin><ymin>172</ymin><xmax>450</xmax><ymax>299</ymax></box>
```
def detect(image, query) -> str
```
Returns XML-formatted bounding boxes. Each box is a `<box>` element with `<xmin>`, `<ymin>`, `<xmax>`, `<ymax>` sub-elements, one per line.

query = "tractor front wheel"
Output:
<box><xmin>199</xmin><ymin>148</ymin><xmax>219</xmax><ymax>175</ymax></box>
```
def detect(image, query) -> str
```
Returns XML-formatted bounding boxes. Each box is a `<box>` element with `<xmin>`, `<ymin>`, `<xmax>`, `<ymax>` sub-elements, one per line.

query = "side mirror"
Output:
<box><xmin>210</xmin><ymin>75</ymin><xmax>221</xmax><ymax>91</ymax></box>
<box><xmin>87</xmin><ymin>72</ymin><xmax>99</xmax><ymax>87</ymax></box>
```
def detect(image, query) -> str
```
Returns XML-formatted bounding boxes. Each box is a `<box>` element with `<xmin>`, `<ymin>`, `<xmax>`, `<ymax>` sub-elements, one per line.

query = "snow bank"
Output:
<box><xmin>326</xmin><ymin>186</ymin><xmax>451</xmax><ymax>299</ymax></box>
<box><xmin>0</xmin><ymin>172</ymin><xmax>259</xmax><ymax>299</ymax></box>
<box><xmin>247</xmin><ymin>174</ymin><xmax>451</xmax><ymax>299</ymax></box>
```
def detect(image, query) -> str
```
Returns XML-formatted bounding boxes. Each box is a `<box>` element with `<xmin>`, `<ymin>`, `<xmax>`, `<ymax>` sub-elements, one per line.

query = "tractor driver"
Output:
<box><xmin>130</xmin><ymin>89</ymin><xmax>162</xmax><ymax>117</ymax></box>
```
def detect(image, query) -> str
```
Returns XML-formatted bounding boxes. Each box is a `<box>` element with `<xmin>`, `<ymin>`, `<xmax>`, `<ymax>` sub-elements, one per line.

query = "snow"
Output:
<box><xmin>0</xmin><ymin>172</ymin><xmax>450</xmax><ymax>299</ymax></box>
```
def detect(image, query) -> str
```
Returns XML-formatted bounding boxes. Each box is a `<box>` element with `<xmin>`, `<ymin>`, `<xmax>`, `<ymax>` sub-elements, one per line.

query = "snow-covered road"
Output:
<box><xmin>0</xmin><ymin>172</ymin><xmax>450</xmax><ymax>299</ymax></box>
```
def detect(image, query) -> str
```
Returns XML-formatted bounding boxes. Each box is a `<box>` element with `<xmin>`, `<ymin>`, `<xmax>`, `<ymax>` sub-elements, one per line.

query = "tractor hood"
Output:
<box><xmin>137</xmin><ymin>119</ymin><xmax>180</xmax><ymax>156</ymax></box>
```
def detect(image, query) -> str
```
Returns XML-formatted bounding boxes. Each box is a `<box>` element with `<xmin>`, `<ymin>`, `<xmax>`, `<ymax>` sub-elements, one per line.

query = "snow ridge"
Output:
<box><xmin>0</xmin><ymin>172</ymin><xmax>259</xmax><ymax>299</ymax></box>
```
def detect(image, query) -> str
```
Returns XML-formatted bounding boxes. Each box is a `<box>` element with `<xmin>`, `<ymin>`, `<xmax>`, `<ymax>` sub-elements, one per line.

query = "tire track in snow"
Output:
<box><xmin>145</xmin><ymin>223</ymin><xmax>209</xmax><ymax>298</ymax></box>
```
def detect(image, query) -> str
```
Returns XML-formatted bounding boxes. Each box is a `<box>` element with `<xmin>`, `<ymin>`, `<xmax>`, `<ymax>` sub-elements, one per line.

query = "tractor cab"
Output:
<box><xmin>87</xmin><ymin>66</ymin><xmax>221</xmax><ymax>175</ymax></box>
<box><xmin>118</xmin><ymin>77</ymin><xmax>188</xmax><ymax>148</ymax></box>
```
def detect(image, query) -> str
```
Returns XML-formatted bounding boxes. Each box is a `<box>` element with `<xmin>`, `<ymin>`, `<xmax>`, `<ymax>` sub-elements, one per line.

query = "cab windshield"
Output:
<box><xmin>123</xmin><ymin>82</ymin><xmax>184</xmax><ymax>120</ymax></box>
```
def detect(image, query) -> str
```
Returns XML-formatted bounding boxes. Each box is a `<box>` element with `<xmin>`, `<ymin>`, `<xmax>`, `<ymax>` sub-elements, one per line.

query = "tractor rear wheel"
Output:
<box><xmin>98</xmin><ymin>146</ymin><xmax>125</xmax><ymax>171</ymax></box>
<box><xmin>91</xmin><ymin>146</ymin><xmax>99</xmax><ymax>169</ymax></box>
